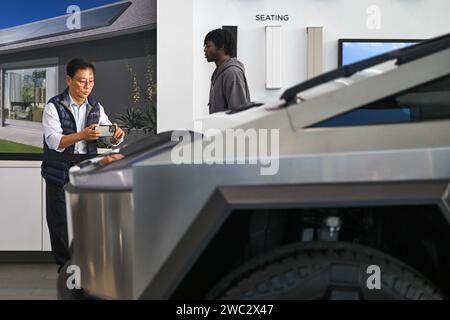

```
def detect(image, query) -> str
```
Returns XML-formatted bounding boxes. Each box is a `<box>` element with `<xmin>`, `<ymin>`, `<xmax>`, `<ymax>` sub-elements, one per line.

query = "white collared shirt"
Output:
<box><xmin>42</xmin><ymin>94</ymin><xmax>122</xmax><ymax>153</ymax></box>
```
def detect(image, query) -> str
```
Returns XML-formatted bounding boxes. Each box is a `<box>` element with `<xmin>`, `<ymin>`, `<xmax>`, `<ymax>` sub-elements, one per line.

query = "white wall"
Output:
<box><xmin>158</xmin><ymin>0</ymin><xmax>450</xmax><ymax>131</ymax></box>
<box><xmin>157</xmin><ymin>0</ymin><xmax>195</xmax><ymax>132</ymax></box>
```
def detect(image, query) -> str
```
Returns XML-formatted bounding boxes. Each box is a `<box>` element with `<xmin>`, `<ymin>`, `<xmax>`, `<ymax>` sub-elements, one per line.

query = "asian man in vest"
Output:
<box><xmin>41</xmin><ymin>58</ymin><xmax>125</xmax><ymax>271</ymax></box>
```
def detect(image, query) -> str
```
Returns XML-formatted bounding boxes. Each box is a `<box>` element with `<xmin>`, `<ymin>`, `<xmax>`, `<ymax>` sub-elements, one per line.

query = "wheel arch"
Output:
<box><xmin>138</xmin><ymin>180</ymin><xmax>449</xmax><ymax>299</ymax></box>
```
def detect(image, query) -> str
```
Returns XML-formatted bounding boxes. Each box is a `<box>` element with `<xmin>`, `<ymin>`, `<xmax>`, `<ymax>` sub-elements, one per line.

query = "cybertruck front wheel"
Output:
<box><xmin>207</xmin><ymin>242</ymin><xmax>444</xmax><ymax>300</ymax></box>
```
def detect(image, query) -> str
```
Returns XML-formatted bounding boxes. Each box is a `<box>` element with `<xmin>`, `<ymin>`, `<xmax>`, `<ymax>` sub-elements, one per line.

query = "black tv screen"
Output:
<box><xmin>338</xmin><ymin>39</ymin><xmax>422</xmax><ymax>67</ymax></box>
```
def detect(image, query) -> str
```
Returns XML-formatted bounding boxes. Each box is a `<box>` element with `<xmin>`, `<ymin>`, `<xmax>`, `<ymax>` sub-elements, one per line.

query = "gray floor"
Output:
<box><xmin>0</xmin><ymin>264</ymin><xmax>58</xmax><ymax>300</ymax></box>
<box><xmin>0</xmin><ymin>124</ymin><xmax>43</xmax><ymax>148</ymax></box>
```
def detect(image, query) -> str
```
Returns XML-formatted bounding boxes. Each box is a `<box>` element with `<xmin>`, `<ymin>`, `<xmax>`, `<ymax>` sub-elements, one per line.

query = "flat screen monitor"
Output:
<box><xmin>338</xmin><ymin>39</ymin><xmax>422</xmax><ymax>67</ymax></box>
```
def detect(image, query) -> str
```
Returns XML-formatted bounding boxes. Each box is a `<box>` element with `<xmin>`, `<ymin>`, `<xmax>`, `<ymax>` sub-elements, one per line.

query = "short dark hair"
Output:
<box><xmin>67</xmin><ymin>58</ymin><xmax>96</xmax><ymax>78</ymax></box>
<box><xmin>204</xmin><ymin>28</ymin><xmax>235</xmax><ymax>56</ymax></box>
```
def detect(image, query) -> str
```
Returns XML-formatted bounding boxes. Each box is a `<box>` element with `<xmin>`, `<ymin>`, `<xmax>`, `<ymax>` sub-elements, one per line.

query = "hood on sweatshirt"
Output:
<box><xmin>211</xmin><ymin>57</ymin><xmax>246</xmax><ymax>85</ymax></box>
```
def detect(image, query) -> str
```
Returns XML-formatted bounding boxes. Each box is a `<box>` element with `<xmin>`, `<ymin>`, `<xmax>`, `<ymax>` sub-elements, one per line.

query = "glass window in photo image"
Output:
<box><xmin>0</xmin><ymin>66</ymin><xmax>56</xmax><ymax>153</ymax></box>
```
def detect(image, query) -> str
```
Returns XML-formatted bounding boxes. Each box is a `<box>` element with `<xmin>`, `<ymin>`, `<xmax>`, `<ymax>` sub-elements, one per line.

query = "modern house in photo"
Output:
<box><xmin>0</xmin><ymin>0</ymin><xmax>156</xmax><ymax>152</ymax></box>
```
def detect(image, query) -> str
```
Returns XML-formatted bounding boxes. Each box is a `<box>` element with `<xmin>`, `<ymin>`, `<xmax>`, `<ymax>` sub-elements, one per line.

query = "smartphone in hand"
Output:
<box><xmin>96</xmin><ymin>125</ymin><xmax>117</xmax><ymax>137</ymax></box>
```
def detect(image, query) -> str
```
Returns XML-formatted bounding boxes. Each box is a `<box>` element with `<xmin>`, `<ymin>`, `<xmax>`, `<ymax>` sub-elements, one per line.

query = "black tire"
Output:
<box><xmin>207</xmin><ymin>241</ymin><xmax>444</xmax><ymax>300</ymax></box>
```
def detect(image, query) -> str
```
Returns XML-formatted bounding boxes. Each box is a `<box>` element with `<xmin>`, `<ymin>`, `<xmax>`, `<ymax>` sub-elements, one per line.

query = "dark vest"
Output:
<box><xmin>41</xmin><ymin>88</ymin><xmax>100</xmax><ymax>187</ymax></box>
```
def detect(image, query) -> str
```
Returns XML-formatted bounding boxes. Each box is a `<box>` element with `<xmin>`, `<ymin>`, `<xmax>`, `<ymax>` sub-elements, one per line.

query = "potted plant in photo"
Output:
<box><xmin>116</xmin><ymin>49</ymin><xmax>157</xmax><ymax>143</ymax></box>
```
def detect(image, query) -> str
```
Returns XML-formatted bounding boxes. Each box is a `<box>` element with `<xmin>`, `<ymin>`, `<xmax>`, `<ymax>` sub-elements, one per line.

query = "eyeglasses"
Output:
<box><xmin>73</xmin><ymin>77</ymin><xmax>95</xmax><ymax>87</ymax></box>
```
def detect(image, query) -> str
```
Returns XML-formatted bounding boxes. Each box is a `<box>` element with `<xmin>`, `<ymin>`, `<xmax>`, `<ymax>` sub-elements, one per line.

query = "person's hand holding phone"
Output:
<box><xmin>110</xmin><ymin>123</ymin><xmax>125</xmax><ymax>145</ymax></box>
<box><xmin>81</xmin><ymin>124</ymin><xmax>101</xmax><ymax>141</ymax></box>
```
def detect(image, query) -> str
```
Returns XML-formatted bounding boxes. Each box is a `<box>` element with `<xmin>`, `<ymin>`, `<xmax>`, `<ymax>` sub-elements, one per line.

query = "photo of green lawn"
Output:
<box><xmin>0</xmin><ymin>139</ymin><xmax>43</xmax><ymax>153</ymax></box>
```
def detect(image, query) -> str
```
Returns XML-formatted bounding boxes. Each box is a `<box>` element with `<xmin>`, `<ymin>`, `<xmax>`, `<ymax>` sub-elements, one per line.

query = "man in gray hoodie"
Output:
<box><xmin>204</xmin><ymin>28</ymin><xmax>251</xmax><ymax>114</ymax></box>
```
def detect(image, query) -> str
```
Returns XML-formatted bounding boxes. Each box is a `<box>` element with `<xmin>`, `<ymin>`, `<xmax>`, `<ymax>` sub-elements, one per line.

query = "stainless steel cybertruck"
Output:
<box><xmin>60</xmin><ymin>34</ymin><xmax>450</xmax><ymax>300</ymax></box>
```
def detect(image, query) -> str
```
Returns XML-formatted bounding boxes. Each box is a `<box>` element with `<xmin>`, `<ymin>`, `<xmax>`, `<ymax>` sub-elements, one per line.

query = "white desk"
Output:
<box><xmin>0</xmin><ymin>161</ymin><xmax>51</xmax><ymax>251</ymax></box>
